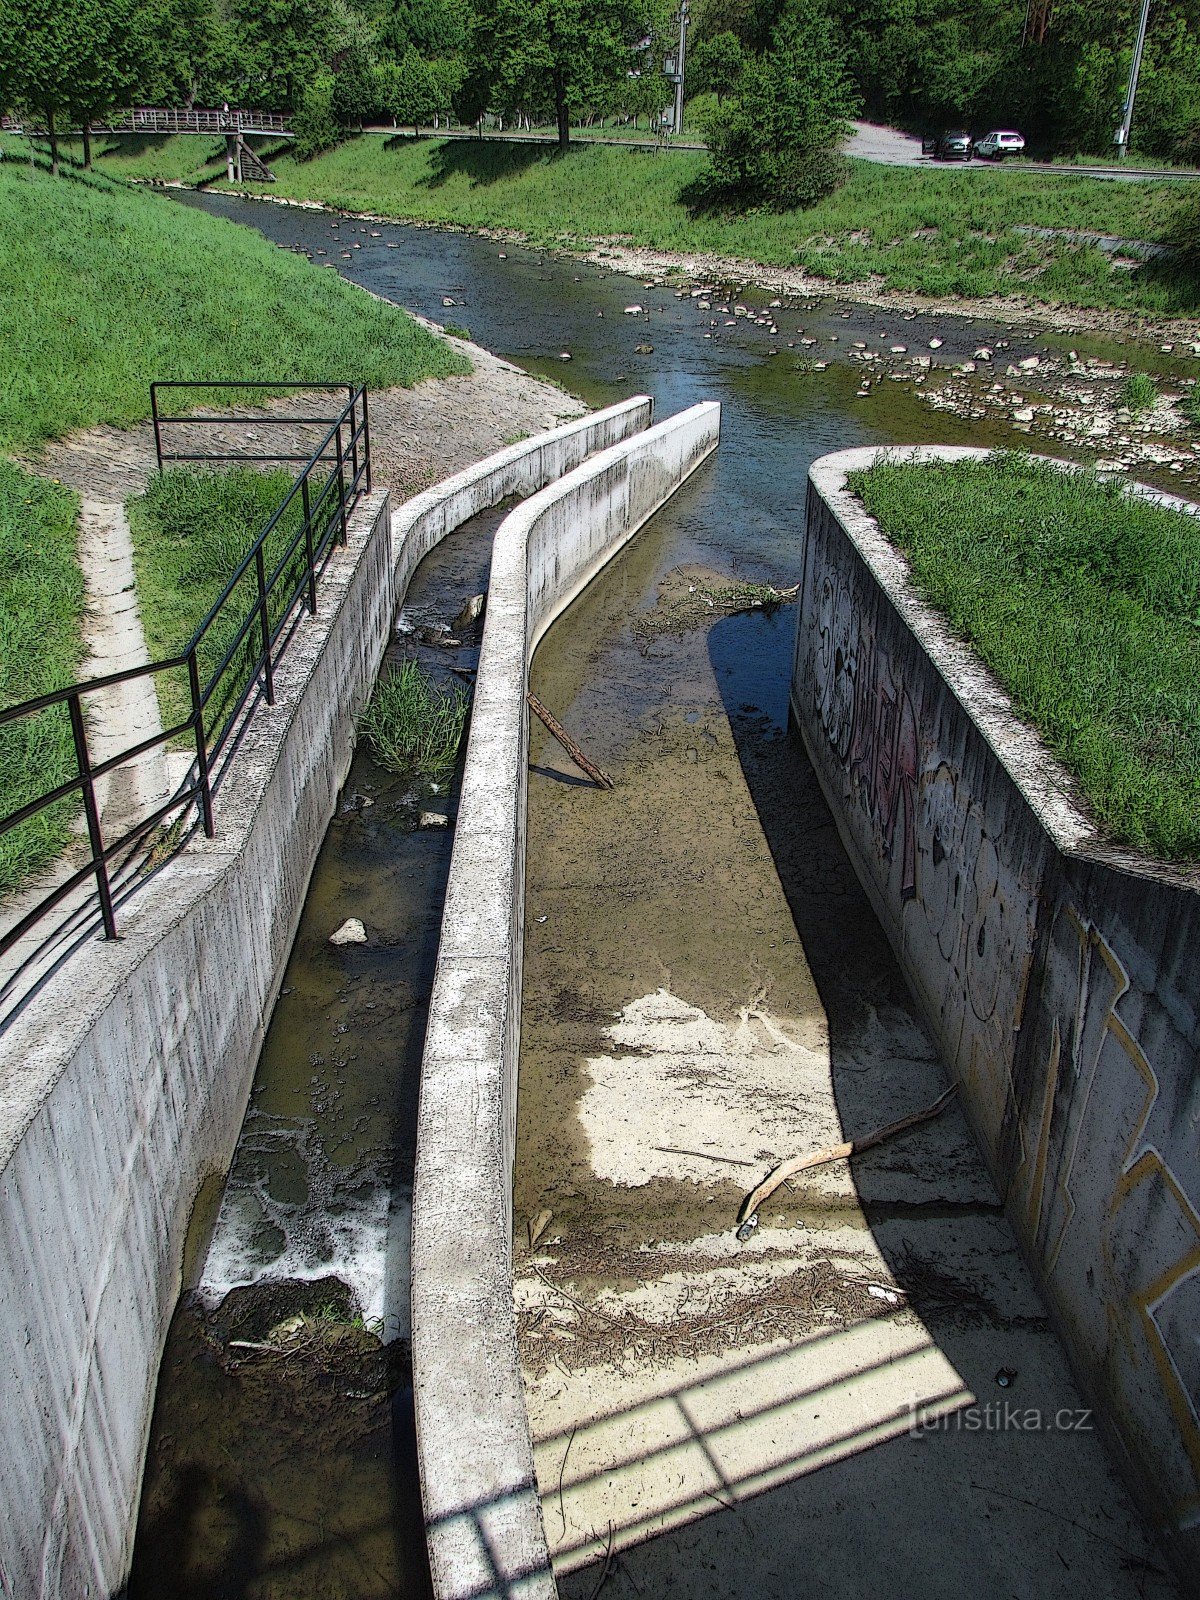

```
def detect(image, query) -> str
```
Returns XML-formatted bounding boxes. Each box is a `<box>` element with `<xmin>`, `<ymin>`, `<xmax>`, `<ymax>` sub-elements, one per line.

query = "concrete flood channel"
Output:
<box><xmin>146</xmin><ymin>191</ymin><xmax>1187</xmax><ymax>1597</ymax></box>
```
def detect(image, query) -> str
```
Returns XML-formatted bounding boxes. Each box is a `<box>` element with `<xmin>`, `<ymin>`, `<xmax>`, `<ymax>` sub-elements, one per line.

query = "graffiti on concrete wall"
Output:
<box><xmin>813</xmin><ymin>570</ymin><xmax>919</xmax><ymax>899</ymax></box>
<box><xmin>1018</xmin><ymin>904</ymin><xmax>1200</xmax><ymax>1528</ymax></box>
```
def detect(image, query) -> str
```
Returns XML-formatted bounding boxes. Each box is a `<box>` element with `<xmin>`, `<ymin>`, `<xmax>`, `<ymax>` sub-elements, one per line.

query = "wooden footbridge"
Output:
<box><xmin>1</xmin><ymin>107</ymin><xmax>293</xmax><ymax>181</ymax></box>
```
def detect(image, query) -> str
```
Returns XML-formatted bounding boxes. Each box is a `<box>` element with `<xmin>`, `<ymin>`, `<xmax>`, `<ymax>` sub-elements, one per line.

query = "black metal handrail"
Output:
<box><xmin>0</xmin><ymin>383</ymin><xmax>373</xmax><ymax>968</ymax></box>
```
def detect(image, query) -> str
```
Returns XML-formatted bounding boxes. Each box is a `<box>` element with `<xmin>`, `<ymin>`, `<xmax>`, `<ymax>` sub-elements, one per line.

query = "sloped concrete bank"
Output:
<box><xmin>0</xmin><ymin>398</ymin><xmax>651</xmax><ymax>1600</ymax></box>
<box><xmin>794</xmin><ymin>445</ymin><xmax>1200</xmax><ymax>1586</ymax></box>
<box><xmin>411</xmin><ymin>400</ymin><xmax>722</xmax><ymax>1600</ymax></box>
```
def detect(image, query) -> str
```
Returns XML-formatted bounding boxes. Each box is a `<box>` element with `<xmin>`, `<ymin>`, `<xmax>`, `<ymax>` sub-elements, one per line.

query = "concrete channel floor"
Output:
<box><xmin>513</xmin><ymin>546</ymin><xmax>1179</xmax><ymax>1599</ymax></box>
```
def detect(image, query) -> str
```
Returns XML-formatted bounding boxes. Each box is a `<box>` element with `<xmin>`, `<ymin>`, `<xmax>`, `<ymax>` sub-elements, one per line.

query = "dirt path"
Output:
<box><xmin>31</xmin><ymin>332</ymin><xmax>585</xmax><ymax>504</ymax></box>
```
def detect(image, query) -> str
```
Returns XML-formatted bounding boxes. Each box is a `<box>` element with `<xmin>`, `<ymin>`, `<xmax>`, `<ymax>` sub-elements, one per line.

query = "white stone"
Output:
<box><xmin>329</xmin><ymin>917</ymin><xmax>368</xmax><ymax>945</ymax></box>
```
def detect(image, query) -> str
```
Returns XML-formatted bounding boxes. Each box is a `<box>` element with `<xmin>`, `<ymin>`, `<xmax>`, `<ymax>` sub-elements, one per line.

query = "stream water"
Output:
<box><xmin>129</xmin><ymin>191</ymin><xmax>1179</xmax><ymax>1598</ymax></box>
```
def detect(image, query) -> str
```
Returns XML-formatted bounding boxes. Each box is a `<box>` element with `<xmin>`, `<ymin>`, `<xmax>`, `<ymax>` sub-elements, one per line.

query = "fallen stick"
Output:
<box><xmin>528</xmin><ymin>692</ymin><xmax>614</xmax><ymax>789</ymax></box>
<box><xmin>736</xmin><ymin>1084</ymin><xmax>958</xmax><ymax>1228</ymax></box>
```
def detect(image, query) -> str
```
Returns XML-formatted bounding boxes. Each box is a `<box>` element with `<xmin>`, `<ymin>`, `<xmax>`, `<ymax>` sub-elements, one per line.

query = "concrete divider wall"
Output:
<box><xmin>793</xmin><ymin>446</ymin><xmax>1200</xmax><ymax>1581</ymax></box>
<box><xmin>411</xmin><ymin>400</ymin><xmax>722</xmax><ymax>1600</ymax></box>
<box><xmin>0</xmin><ymin>397</ymin><xmax>654</xmax><ymax>1600</ymax></box>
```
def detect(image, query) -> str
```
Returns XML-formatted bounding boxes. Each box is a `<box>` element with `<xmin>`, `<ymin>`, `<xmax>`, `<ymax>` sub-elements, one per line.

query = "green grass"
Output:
<box><xmin>0</xmin><ymin>155</ymin><xmax>467</xmax><ymax>454</ymax></box>
<box><xmin>48</xmin><ymin>130</ymin><xmax>1200</xmax><ymax>317</ymax></box>
<box><xmin>849</xmin><ymin>452</ymin><xmax>1200</xmax><ymax>861</ymax></box>
<box><xmin>358</xmin><ymin>660</ymin><xmax>469</xmax><ymax>779</ymax></box>
<box><xmin>1119</xmin><ymin>371</ymin><xmax>1160</xmax><ymax>413</ymax></box>
<box><xmin>0</xmin><ymin>462</ymin><xmax>84</xmax><ymax>893</ymax></box>
<box><xmin>128</xmin><ymin>466</ymin><xmax>318</xmax><ymax>742</ymax></box>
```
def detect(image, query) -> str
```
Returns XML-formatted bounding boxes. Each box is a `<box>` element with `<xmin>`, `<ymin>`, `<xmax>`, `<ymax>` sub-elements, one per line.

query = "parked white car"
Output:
<box><xmin>975</xmin><ymin>129</ymin><xmax>1025</xmax><ymax>160</ymax></box>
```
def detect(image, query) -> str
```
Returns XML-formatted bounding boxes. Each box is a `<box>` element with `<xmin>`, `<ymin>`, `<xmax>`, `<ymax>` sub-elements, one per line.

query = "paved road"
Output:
<box><xmin>846</xmin><ymin>117</ymin><xmax>1200</xmax><ymax>180</ymax></box>
<box><xmin>376</xmin><ymin>117</ymin><xmax>1200</xmax><ymax>180</ymax></box>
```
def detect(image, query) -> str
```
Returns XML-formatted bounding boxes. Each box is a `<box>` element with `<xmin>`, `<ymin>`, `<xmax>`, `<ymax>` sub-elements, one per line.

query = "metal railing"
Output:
<box><xmin>0</xmin><ymin>384</ymin><xmax>372</xmax><ymax>967</ymax></box>
<box><xmin>1</xmin><ymin>108</ymin><xmax>294</xmax><ymax>137</ymax></box>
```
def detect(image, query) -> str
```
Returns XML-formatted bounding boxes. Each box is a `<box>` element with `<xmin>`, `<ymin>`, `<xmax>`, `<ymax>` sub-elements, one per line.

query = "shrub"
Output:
<box><xmin>358</xmin><ymin>661</ymin><xmax>469</xmax><ymax>778</ymax></box>
<box><xmin>700</xmin><ymin>0</ymin><xmax>857</xmax><ymax>212</ymax></box>
<box><xmin>1119</xmin><ymin>371</ymin><xmax>1159</xmax><ymax>413</ymax></box>
<box><xmin>293</xmin><ymin>73</ymin><xmax>342</xmax><ymax>162</ymax></box>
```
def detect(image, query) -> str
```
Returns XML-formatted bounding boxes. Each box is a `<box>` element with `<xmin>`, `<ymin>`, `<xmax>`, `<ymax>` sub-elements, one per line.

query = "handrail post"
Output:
<box><xmin>188</xmin><ymin>649</ymin><xmax>215</xmax><ymax>837</ymax></box>
<box><xmin>67</xmin><ymin>692</ymin><xmax>117</xmax><ymax>940</ymax></box>
<box><xmin>349</xmin><ymin>398</ymin><xmax>361</xmax><ymax>491</ymax></box>
<box><xmin>361</xmin><ymin>388</ymin><xmax>372</xmax><ymax>493</ymax></box>
<box><xmin>301</xmin><ymin>475</ymin><xmax>317</xmax><ymax>614</ymax></box>
<box><xmin>151</xmin><ymin>384</ymin><xmax>164</xmax><ymax>473</ymax></box>
<box><xmin>255</xmin><ymin>545</ymin><xmax>275</xmax><ymax>704</ymax></box>
<box><xmin>334</xmin><ymin>426</ymin><xmax>349</xmax><ymax>547</ymax></box>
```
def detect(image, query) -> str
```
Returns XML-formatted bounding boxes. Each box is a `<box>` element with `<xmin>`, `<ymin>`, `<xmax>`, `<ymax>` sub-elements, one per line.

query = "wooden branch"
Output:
<box><xmin>737</xmin><ymin>1084</ymin><xmax>959</xmax><ymax>1226</ymax></box>
<box><xmin>528</xmin><ymin>692</ymin><xmax>614</xmax><ymax>789</ymax></box>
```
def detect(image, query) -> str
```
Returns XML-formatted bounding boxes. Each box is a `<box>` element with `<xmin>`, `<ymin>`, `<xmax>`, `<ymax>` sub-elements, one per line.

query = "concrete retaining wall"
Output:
<box><xmin>411</xmin><ymin>400</ymin><xmax>722</xmax><ymax>1600</ymax></box>
<box><xmin>0</xmin><ymin>397</ymin><xmax>653</xmax><ymax>1600</ymax></box>
<box><xmin>793</xmin><ymin>446</ymin><xmax>1200</xmax><ymax>1582</ymax></box>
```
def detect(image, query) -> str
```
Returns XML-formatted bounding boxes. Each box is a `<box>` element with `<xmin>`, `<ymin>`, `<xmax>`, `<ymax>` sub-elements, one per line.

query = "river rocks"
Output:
<box><xmin>635</xmin><ymin>343</ymin><xmax>654</xmax><ymax>354</ymax></box>
<box><xmin>1019</xmin><ymin>355</ymin><xmax>1041</xmax><ymax>370</ymax></box>
<box><xmin>329</xmin><ymin>918</ymin><xmax>367</xmax><ymax>946</ymax></box>
<box><xmin>453</xmin><ymin>593</ymin><xmax>486</xmax><ymax>631</ymax></box>
<box><xmin>418</xmin><ymin>812</ymin><xmax>449</xmax><ymax>829</ymax></box>
<box><xmin>1012</xmin><ymin>406</ymin><xmax>1035</xmax><ymax>422</ymax></box>
<box><xmin>974</xmin><ymin>347</ymin><xmax>992</xmax><ymax>360</ymax></box>
<box><xmin>928</xmin><ymin>337</ymin><xmax>943</xmax><ymax>349</ymax></box>
<box><xmin>623</xmin><ymin>304</ymin><xmax>642</xmax><ymax>314</ymax></box>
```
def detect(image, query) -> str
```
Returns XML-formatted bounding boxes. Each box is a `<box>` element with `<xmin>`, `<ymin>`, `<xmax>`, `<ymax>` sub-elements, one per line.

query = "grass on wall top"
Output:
<box><xmin>849</xmin><ymin>452</ymin><xmax>1200</xmax><ymax>863</ymax></box>
<box><xmin>38</xmin><ymin>131</ymin><xmax>1198</xmax><ymax>317</ymax></box>
<box><xmin>0</xmin><ymin>158</ymin><xmax>468</xmax><ymax>454</ymax></box>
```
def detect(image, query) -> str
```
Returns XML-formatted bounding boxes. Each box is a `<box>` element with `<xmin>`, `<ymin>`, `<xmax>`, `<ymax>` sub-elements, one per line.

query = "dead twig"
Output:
<box><xmin>737</xmin><ymin>1085</ymin><xmax>959</xmax><ymax>1227</ymax></box>
<box><xmin>588</xmin><ymin>1521</ymin><xmax>616</xmax><ymax>1600</ymax></box>
<box><xmin>558</xmin><ymin>1424</ymin><xmax>577</xmax><ymax>1538</ymax></box>
<box><xmin>528</xmin><ymin>692</ymin><xmax>614</xmax><ymax>789</ymax></box>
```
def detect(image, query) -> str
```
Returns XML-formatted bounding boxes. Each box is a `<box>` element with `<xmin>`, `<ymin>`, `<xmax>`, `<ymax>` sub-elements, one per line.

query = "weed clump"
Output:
<box><xmin>358</xmin><ymin>661</ymin><xmax>469</xmax><ymax>779</ymax></box>
<box><xmin>1118</xmin><ymin>371</ymin><xmax>1159</xmax><ymax>413</ymax></box>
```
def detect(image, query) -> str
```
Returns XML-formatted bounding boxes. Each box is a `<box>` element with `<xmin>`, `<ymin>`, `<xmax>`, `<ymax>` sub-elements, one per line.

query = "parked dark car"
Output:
<box><xmin>923</xmin><ymin>130</ymin><xmax>973</xmax><ymax>160</ymax></box>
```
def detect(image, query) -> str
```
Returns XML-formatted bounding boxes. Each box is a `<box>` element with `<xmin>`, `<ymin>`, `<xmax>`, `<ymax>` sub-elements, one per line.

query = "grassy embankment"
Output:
<box><xmin>850</xmin><ymin>453</ymin><xmax>1200</xmax><ymax>861</ymax></box>
<box><xmin>44</xmin><ymin>130</ymin><xmax>1200</xmax><ymax>317</ymax></box>
<box><xmin>0</xmin><ymin>465</ymin><xmax>85</xmax><ymax>893</ymax></box>
<box><xmin>0</xmin><ymin>157</ymin><xmax>467</xmax><ymax>888</ymax></box>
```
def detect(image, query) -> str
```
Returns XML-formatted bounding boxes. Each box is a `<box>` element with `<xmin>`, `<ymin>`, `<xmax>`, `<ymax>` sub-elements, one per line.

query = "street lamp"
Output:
<box><xmin>1115</xmin><ymin>0</ymin><xmax>1151</xmax><ymax>160</ymax></box>
<box><xmin>664</xmin><ymin>0</ymin><xmax>689</xmax><ymax>136</ymax></box>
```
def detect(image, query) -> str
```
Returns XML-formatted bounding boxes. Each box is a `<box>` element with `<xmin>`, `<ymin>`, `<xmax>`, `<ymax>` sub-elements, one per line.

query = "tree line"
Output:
<box><xmin>2</xmin><ymin>0</ymin><xmax>1199</xmax><ymax>196</ymax></box>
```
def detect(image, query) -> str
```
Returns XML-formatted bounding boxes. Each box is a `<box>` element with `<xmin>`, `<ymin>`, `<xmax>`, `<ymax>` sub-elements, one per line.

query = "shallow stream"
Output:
<box><xmin>130</xmin><ymin>192</ymin><xmax>1180</xmax><ymax>1598</ymax></box>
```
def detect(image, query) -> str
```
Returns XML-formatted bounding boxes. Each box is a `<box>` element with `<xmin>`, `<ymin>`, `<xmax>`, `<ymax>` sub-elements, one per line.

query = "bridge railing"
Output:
<box><xmin>0</xmin><ymin>383</ymin><xmax>371</xmax><ymax>976</ymax></box>
<box><xmin>1</xmin><ymin>107</ymin><xmax>293</xmax><ymax>137</ymax></box>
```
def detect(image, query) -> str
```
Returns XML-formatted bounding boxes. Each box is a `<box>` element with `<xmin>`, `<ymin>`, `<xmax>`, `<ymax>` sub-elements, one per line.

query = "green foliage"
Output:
<box><xmin>850</xmin><ymin>452</ymin><xmax>1200</xmax><ymax>861</ymax></box>
<box><xmin>0</xmin><ymin>159</ymin><xmax>466</xmax><ymax>452</ymax></box>
<box><xmin>0</xmin><ymin>0</ymin><xmax>149</xmax><ymax>169</ymax></box>
<box><xmin>702</xmin><ymin>0</ymin><xmax>856</xmax><ymax>208</ymax></box>
<box><xmin>466</xmin><ymin>0</ymin><xmax>673</xmax><ymax>147</ymax></box>
<box><xmin>129</xmin><ymin>466</ymin><xmax>308</xmax><ymax>740</ymax></box>
<box><xmin>358</xmin><ymin>660</ymin><xmax>469</xmax><ymax>778</ymax></box>
<box><xmin>0</xmin><ymin>463</ymin><xmax>84</xmax><ymax>893</ymax></box>
<box><xmin>378</xmin><ymin>44</ymin><xmax>437</xmax><ymax>130</ymax></box>
<box><xmin>294</xmin><ymin>71</ymin><xmax>342</xmax><ymax>157</ymax></box>
<box><xmin>1119</xmin><ymin>371</ymin><xmax>1159</xmax><ymax>413</ymax></box>
<box><xmin>688</xmin><ymin>30</ymin><xmax>745</xmax><ymax>102</ymax></box>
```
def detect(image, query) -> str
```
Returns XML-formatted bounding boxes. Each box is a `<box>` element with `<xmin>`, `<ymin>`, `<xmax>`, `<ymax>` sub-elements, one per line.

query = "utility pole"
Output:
<box><xmin>1115</xmin><ymin>0</ymin><xmax>1152</xmax><ymax>160</ymax></box>
<box><xmin>672</xmin><ymin>0</ymin><xmax>689</xmax><ymax>138</ymax></box>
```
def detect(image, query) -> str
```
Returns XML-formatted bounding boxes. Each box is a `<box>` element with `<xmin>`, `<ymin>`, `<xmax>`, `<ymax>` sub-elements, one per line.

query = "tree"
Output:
<box><xmin>379</xmin><ymin>43</ymin><xmax>437</xmax><ymax>131</ymax></box>
<box><xmin>229</xmin><ymin>0</ymin><xmax>339</xmax><ymax>109</ymax></box>
<box><xmin>702</xmin><ymin>0</ymin><xmax>857</xmax><ymax>208</ymax></box>
<box><xmin>0</xmin><ymin>0</ymin><xmax>149</xmax><ymax>172</ymax></box>
<box><xmin>688</xmin><ymin>29</ymin><xmax>745</xmax><ymax>102</ymax></box>
<box><xmin>293</xmin><ymin>69</ymin><xmax>342</xmax><ymax>155</ymax></box>
<box><xmin>466</xmin><ymin>0</ymin><xmax>671</xmax><ymax>150</ymax></box>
